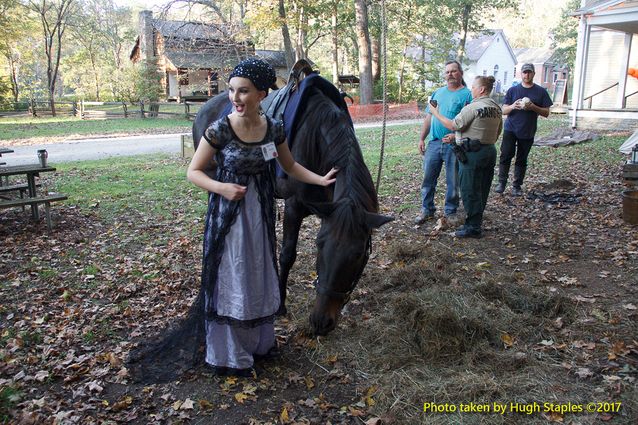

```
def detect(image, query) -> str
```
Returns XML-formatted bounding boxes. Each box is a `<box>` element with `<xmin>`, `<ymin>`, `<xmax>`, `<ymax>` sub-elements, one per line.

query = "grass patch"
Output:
<box><xmin>54</xmin><ymin>154</ymin><xmax>207</xmax><ymax>221</ymax></box>
<box><xmin>0</xmin><ymin>115</ymin><xmax>191</xmax><ymax>140</ymax></box>
<box><xmin>0</xmin><ymin>386</ymin><xmax>21</xmax><ymax>421</ymax></box>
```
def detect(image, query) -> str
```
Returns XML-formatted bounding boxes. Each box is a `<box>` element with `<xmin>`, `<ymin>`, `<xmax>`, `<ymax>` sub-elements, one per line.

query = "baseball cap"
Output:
<box><xmin>521</xmin><ymin>63</ymin><xmax>535</xmax><ymax>73</ymax></box>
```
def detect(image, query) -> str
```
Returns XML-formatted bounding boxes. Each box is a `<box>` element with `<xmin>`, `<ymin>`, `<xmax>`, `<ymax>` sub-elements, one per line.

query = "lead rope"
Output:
<box><xmin>375</xmin><ymin>0</ymin><xmax>388</xmax><ymax>192</ymax></box>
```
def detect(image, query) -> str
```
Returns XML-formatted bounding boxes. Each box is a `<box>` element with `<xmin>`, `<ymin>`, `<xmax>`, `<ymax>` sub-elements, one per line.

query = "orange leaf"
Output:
<box><xmin>500</xmin><ymin>333</ymin><xmax>514</xmax><ymax>348</ymax></box>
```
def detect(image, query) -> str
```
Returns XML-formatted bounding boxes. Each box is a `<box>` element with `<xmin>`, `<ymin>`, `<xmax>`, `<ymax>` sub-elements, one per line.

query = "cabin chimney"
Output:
<box><xmin>139</xmin><ymin>10</ymin><xmax>154</xmax><ymax>62</ymax></box>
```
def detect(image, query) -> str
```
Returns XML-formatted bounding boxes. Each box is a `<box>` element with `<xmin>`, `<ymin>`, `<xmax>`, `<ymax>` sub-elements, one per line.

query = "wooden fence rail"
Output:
<box><xmin>78</xmin><ymin>100</ymin><xmax>203</xmax><ymax>120</ymax></box>
<box><xmin>0</xmin><ymin>99</ymin><xmax>206</xmax><ymax>120</ymax></box>
<box><xmin>0</xmin><ymin>100</ymin><xmax>77</xmax><ymax>117</ymax></box>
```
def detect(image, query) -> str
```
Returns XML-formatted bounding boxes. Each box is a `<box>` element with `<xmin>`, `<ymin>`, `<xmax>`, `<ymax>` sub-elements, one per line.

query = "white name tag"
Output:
<box><xmin>261</xmin><ymin>142</ymin><xmax>278</xmax><ymax>161</ymax></box>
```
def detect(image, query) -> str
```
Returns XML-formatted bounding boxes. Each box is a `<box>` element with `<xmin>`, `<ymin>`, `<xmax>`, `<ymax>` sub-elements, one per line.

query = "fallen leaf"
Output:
<box><xmin>500</xmin><ymin>333</ymin><xmax>514</xmax><ymax>348</ymax></box>
<box><xmin>304</xmin><ymin>375</ymin><xmax>315</xmax><ymax>390</ymax></box>
<box><xmin>543</xmin><ymin>411</ymin><xmax>564</xmax><ymax>422</ymax></box>
<box><xmin>198</xmin><ymin>399</ymin><xmax>214</xmax><ymax>410</ymax></box>
<box><xmin>180</xmin><ymin>398</ymin><xmax>195</xmax><ymax>410</ymax></box>
<box><xmin>280</xmin><ymin>406</ymin><xmax>290</xmax><ymax>423</ymax></box>
<box><xmin>575</xmin><ymin>367</ymin><xmax>593</xmax><ymax>379</ymax></box>
<box><xmin>348</xmin><ymin>406</ymin><xmax>365</xmax><ymax>416</ymax></box>
<box><xmin>364</xmin><ymin>385</ymin><xmax>377</xmax><ymax>406</ymax></box>
<box><xmin>34</xmin><ymin>370</ymin><xmax>49</xmax><ymax>382</ymax></box>
<box><xmin>234</xmin><ymin>392</ymin><xmax>249</xmax><ymax>404</ymax></box>
<box><xmin>112</xmin><ymin>396</ymin><xmax>133</xmax><ymax>412</ymax></box>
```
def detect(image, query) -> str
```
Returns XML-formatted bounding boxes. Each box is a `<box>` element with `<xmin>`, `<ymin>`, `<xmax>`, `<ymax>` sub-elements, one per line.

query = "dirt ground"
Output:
<box><xmin>1</xmin><ymin>140</ymin><xmax>637</xmax><ymax>424</ymax></box>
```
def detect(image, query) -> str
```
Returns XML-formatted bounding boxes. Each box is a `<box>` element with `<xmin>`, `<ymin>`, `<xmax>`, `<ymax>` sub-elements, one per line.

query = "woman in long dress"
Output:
<box><xmin>187</xmin><ymin>58</ymin><xmax>337</xmax><ymax>376</ymax></box>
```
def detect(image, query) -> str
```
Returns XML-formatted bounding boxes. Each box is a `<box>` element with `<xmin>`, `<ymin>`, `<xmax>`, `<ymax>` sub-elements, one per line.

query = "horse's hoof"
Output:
<box><xmin>276</xmin><ymin>305</ymin><xmax>288</xmax><ymax>317</ymax></box>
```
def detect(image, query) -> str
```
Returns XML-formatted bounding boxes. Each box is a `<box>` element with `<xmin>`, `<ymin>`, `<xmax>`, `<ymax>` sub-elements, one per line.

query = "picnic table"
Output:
<box><xmin>0</xmin><ymin>147</ymin><xmax>13</xmax><ymax>168</ymax></box>
<box><xmin>0</xmin><ymin>163</ymin><xmax>67</xmax><ymax>230</ymax></box>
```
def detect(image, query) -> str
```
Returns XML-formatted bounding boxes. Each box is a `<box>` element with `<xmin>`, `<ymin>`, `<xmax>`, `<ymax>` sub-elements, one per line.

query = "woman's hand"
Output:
<box><xmin>220</xmin><ymin>183</ymin><xmax>247</xmax><ymax>201</ymax></box>
<box><xmin>320</xmin><ymin>167</ymin><xmax>339</xmax><ymax>186</ymax></box>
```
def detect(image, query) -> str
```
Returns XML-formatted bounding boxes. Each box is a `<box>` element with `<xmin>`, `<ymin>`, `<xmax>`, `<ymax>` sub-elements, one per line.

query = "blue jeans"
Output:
<box><xmin>420</xmin><ymin>139</ymin><xmax>459</xmax><ymax>216</ymax></box>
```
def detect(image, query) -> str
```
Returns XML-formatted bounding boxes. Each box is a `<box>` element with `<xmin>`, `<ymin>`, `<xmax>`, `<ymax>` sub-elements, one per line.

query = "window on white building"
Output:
<box><xmin>494</xmin><ymin>64</ymin><xmax>499</xmax><ymax>79</ymax></box>
<box><xmin>504</xmin><ymin>71</ymin><xmax>508</xmax><ymax>86</ymax></box>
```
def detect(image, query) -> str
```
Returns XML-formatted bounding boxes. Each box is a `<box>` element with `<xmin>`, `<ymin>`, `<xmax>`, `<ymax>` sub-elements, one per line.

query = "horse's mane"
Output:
<box><xmin>297</xmin><ymin>89</ymin><xmax>378</xmax><ymax>210</ymax></box>
<box><xmin>295</xmin><ymin>88</ymin><xmax>379</xmax><ymax>239</ymax></box>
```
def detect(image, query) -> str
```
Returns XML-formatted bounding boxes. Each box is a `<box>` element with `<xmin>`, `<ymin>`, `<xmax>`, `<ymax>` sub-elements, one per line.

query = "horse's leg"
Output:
<box><xmin>277</xmin><ymin>198</ymin><xmax>308</xmax><ymax>316</ymax></box>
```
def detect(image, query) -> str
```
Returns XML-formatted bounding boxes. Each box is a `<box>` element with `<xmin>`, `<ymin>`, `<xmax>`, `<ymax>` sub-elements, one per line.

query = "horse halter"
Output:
<box><xmin>313</xmin><ymin>235</ymin><xmax>372</xmax><ymax>305</ymax></box>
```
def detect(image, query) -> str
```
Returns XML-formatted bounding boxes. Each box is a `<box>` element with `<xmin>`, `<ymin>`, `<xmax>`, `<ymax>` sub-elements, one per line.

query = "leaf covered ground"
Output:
<box><xmin>1</xmin><ymin>118</ymin><xmax>637</xmax><ymax>424</ymax></box>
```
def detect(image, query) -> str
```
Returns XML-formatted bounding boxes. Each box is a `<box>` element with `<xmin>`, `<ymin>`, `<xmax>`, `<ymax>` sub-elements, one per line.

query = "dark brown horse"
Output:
<box><xmin>192</xmin><ymin>73</ymin><xmax>392</xmax><ymax>335</ymax></box>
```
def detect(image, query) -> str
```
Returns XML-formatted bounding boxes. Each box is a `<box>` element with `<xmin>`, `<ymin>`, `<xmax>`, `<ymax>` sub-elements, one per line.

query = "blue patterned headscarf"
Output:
<box><xmin>229</xmin><ymin>58</ymin><xmax>276</xmax><ymax>92</ymax></box>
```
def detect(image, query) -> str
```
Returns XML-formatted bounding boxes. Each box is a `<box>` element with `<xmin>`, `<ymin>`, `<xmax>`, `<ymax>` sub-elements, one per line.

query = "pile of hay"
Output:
<box><xmin>289</xmin><ymin>239</ymin><xmax>595</xmax><ymax>424</ymax></box>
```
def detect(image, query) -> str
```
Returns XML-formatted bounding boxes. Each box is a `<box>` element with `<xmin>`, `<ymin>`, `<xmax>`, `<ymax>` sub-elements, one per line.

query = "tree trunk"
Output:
<box><xmin>331</xmin><ymin>1</ymin><xmax>339</xmax><ymax>84</ymax></box>
<box><xmin>354</xmin><ymin>0</ymin><xmax>373</xmax><ymax>104</ymax></box>
<box><xmin>8</xmin><ymin>53</ymin><xmax>19</xmax><ymax>102</ymax></box>
<box><xmin>295</xmin><ymin>3</ymin><xmax>307</xmax><ymax>60</ymax></box>
<box><xmin>278</xmin><ymin>0</ymin><xmax>295</xmax><ymax>69</ymax></box>
<box><xmin>398</xmin><ymin>42</ymin><xmax>408</xmax><ymax>104</ymax></box>
<box><xmin>456</xmin><ymin>3</ymin><xmax>471</xmax><ymax>62</ymax></box>
<box><xmin>371</xmin><ymin>35</ymin><xmax>380</xmax><ymax>82</ymax></box>
<box><xmin>29</xmin><ymin>0</ymin><xmax>75</xmax><ymax>117</ymax></box>
<box><xmin>91</xmin><ymin>54</ymin><xmax>100</xmax><ymax>101</ymax></box>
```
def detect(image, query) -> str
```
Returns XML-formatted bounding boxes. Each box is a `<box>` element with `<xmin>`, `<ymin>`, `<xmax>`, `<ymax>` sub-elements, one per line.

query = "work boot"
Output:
<box><xmin>495</xmin><ymin>182</ymin><xmax>506</xmax><ymax>193</ymax></box>
<box><xmin>454</xmin><ymin>225</ymin><xmax>482</xmax><ymax>238</ymax></box>
<box><xmin>512</xmin><ymin>186</ymin><xmax>523</xmax><ymax>197</ymax></box>
<box><xmin>414</xmin><ymin>212</ymin><xmax>435</xmax><ymax>225</ymax></box>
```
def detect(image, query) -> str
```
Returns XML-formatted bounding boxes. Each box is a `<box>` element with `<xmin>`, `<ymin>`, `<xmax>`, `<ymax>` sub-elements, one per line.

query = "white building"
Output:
<box><xmin>571</xmin><ymin>0</ymin><xmax>638</xmax><ymax>129</ymax></box>
<box><xmin>463</xmin><ymin>30</ymin><xmax>518</xmax><ymax>94</ymax></box>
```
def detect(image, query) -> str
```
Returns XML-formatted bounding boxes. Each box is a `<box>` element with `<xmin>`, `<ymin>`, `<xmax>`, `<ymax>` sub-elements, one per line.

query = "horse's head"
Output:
<box><xmin>307</xmin><ymin>199</ymin><xmax>393</xmax><ymax>335</ymax></box>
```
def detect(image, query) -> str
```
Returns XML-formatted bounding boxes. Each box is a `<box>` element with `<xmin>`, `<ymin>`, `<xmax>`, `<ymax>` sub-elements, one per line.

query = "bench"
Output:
<box><xmin>0</xmin><ymin>182</ymin><xmax>41</xmax><ymax>196</ymax></box>
<box><xmin>0</xmin><ymin>183</ymin><xmax>42</xmax><ymax>207</ymax></box>
<box><xmin>0</xmin><ymin>193</ymin><xmax>68</xmax><ymax>231</ymax></box>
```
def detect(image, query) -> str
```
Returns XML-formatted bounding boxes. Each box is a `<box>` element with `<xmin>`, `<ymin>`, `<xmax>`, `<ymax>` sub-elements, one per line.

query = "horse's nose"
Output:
<box><xmin>310</xmin><ymin>313</ymin><xmax>336</xmax><ymax>336</ymax></box>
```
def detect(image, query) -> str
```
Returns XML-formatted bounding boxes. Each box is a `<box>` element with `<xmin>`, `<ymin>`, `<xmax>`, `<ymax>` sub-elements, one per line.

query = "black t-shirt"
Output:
<box><xmin>504</xmin><ymin>84</ymin><xmax>553</xmax><ymax>139</ymax></box>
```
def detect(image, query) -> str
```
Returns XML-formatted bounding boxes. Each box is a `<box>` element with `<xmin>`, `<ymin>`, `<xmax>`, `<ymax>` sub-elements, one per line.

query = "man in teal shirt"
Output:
<box><xmin>416</xmin><ymin>60</ymin><xmax>473</xmax><ymax>224</ymax></box>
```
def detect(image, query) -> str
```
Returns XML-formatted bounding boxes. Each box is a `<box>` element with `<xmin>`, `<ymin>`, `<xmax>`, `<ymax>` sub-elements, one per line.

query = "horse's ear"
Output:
<box><xmin>364</xmin><ymin>212</ymin><xmax>394</xmax><ymax>229</ymax></box>
<box><xmin>305</xmin><ymin>201</ymin><xmax>336</xmax><ymax>218</ymax></box>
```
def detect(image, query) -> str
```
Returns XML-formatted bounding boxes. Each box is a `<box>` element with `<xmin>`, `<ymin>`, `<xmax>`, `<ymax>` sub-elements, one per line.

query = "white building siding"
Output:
<box><xmin>583</xmin><ymin>29</ymin><xmax>624</xmax><ymax>108</ymax></box>
<box><xmin>464</xmin><ymin>34</ymin><xmax>516</xmax><ymax>93</ymax></box>
<box><xmin>627</xmin><ymin>33</ymin><xmax>638</xmax><ymax>108</ymax></box>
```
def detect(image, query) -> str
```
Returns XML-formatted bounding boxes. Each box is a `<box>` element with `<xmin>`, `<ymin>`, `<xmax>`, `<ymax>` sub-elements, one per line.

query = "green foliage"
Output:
<box><xmin>0</xmin><ymin>76</ymin><xmax>13</xmax><ymax>102</ymax></box>
<box><xmin>0</xmin><ymin>385</ymin><xmax>21</xmax><ymax>421</ymax></box>
<box><xmin>551</xmin><ymin>0</ymin><xmax>580</xmax><ymax>69</ymax></box>
<box><xmin>132</xmin><ymin>62</ymin><xmax>164</xmax><ymax>102</ymax></box>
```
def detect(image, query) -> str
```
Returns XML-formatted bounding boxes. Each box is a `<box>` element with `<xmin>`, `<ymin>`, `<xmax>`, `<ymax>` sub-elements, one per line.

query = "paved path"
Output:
<box><xmin>4</xmin><ymin>119</ymin><xmax>421</xmax><ymax>166</ymax></box>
